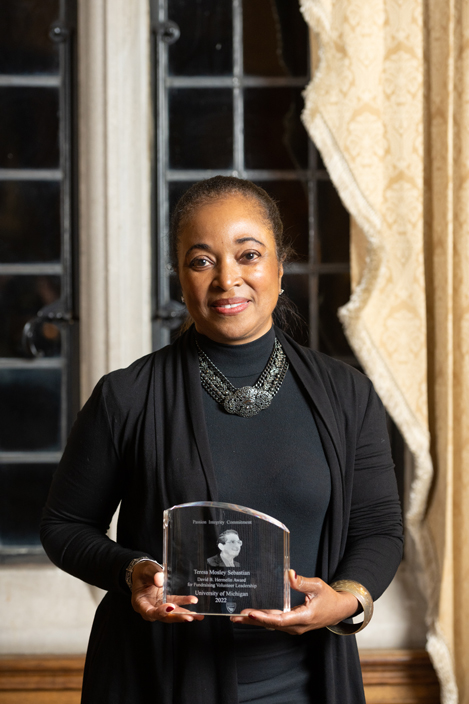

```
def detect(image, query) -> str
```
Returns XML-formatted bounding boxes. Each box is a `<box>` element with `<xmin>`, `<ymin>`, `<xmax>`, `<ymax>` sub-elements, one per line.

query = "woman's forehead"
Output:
<box><xmin>186</xmin><ymin>193</ymin><xmax>269</xmax><ymax>228</ymax></box>
<box><xmin>179</xmin><ymin>196</ymin><xmax>274</xmax><ymax>245</ymax></box>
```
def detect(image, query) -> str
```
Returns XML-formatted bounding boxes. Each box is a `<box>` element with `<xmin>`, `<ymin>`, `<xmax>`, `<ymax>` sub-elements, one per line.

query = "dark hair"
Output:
<box><xmin>218</xmin><ymin>530</ymin><xmax>240</xmax><ymax>544</ymax></box>
<box><xmin>169</xmin><ymin>176</ymin><xmax>293</xmax><ymax>269</ymax></box>
<box><xmin>170</xmin><ymin>175</ymin><xmax>304</xmax><ymax>335</ymax></box>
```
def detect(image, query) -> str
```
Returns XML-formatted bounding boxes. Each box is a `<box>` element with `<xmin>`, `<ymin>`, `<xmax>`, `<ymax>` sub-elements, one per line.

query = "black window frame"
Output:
<box><xmin>149</xmin><ymin>0</ymin><xmax>406</xmax><ymax>508</ymax></box>
<box><xmin>0</xmin><ymin>0</ymin><xmax>79</xmax><ymax>563</ymax></box>
<box><xmin>150</xmin><ymin>0</ymin><xmax>354</xmax><ymax>362</ymax></box>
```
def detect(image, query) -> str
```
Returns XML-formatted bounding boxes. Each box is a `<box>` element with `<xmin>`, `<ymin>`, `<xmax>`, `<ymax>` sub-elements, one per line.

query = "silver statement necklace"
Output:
<box><xmin>196</xmin><ymin>338</ymin><xmax>289</xmax><ymax>418</ymax></box>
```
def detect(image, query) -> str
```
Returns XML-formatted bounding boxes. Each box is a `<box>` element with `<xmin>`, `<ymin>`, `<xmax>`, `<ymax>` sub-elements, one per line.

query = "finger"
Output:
<box><xmin>133</xmin><ymin>590</ymin><xmax>197</xmax><ymax>611</ymax></box>
<box><xmin>138</xmin><ymin>601</ymin><xmax>205</xmax><ymax>623</ymax></box>
<box><xmin>229</xmin><ymin>608</ymin><xmax>281</xmax><ymax>626</ymax></box>
<box><xmin>230</xmin><ymin>609</ymin><xmax>292</xmax><ymax>630</ymax></box>
<box><xmin>231</xmin><ymin>608</ymin><xmax>282</xmax><ymax>620</ymax></box>
<box><xmin>134</xmin><ymin>593</ymin><xmax>198</xmax><ymax>612</ymax></box>
<box><xmin>135</xmin><ymin>561</ymin><xmax>163</xmax><ymax>581</ymax></box>
<box><xmin>242</xmin><ymin>608</ymin><xmax>284</xmax><ymax>615</ymax></box>
<box><xmin>160</xmin><ymin>604</ymin><xmax>205</xmax><ymax>622</ymax></box>
<box><xmin>142</xmin><ymin>609</ymin><xmax>204</xmax><ymax>623</ymax></box>
<box><xmin>242</xmin><ymin>605</ymin><xmax>315</xmax><ymax>632</ymax></box>
<box><xmin>168</xmin><ymin>594</ymin><xmax>199</xmax><ymax>607</ymax></box>
<box><xmin>154</xmin><ymin>571</ymin><xmax>164</xmax><ymax>587</ymax></box>
<box><xmin>289</xmin><ymin>570</ymin><xmax>324</xmax><ymax>596</ymax></box>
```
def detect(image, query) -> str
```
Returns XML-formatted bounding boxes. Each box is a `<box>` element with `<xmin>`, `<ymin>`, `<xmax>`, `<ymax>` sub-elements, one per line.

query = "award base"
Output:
<box><xmin>163</xmin><ymin>502</ymin><xmax>290</xmax><ymax>616</ymax></box>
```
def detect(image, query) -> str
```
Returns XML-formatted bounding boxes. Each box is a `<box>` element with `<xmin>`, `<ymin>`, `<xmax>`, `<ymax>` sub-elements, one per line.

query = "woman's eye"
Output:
<box><xmin>243</xmin><ymin>251</ymin><xmax>260</xmax><ymax>262</ymax></box>
<box><xmin>190</xmin><ymin>257</ymin><xmax>211</xmax><ymax>268</ymax></box>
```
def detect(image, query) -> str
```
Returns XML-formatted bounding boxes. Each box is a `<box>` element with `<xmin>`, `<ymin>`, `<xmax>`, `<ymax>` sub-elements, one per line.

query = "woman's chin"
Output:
<box><xmin>195</xmin><ymin>315</ymin><xmax>273</xmax><ymax>345</ymax></box>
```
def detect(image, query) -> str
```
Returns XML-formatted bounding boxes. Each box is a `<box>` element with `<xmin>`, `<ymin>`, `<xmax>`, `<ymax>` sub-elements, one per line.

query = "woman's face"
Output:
<box><xmin>218</xmin><ymin>533</ymin><xmax>242</xmax><ymax>560</ymax></box>
<box><xmin>177</xmin><ymin>194</ymin><xmax>283</xmax><ymax>345</ymax></box>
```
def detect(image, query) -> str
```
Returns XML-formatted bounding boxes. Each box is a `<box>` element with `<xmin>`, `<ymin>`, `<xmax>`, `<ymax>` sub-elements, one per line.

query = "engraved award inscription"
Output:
<box><xmin>163</xmin><ymin>501</ymin><xmax>290</xmax><ymax>616</ymax></box>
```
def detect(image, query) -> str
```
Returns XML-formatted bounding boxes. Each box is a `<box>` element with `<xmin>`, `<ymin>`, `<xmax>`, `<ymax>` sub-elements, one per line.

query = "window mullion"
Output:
<box><xmin>233</xmin><ymin>0</ymin><xmax>244</xmax><ymax>176</ymax></box>
<box><xmin>153</xmin><ymin>0</ymin><xmax>171</xmax><ymax>350</ymax></box>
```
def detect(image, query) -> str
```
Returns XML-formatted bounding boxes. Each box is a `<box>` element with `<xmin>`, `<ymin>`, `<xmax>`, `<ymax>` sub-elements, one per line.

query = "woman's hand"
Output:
<box><xmin>130</xmin><ymin>560</ymin><xmax>205</xmax><ymax>623</ymax></box>
<box><xmin>230</xmin><ymin>570</ymin><xmax>358</xmax><ymax>635</ymax></box>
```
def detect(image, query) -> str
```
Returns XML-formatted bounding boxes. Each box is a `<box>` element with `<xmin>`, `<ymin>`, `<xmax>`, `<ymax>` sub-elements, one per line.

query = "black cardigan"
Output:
<box><xmin>40</xmin><ymin>326</ymin><xmax>403</xmax><ymax>704</ymax></box>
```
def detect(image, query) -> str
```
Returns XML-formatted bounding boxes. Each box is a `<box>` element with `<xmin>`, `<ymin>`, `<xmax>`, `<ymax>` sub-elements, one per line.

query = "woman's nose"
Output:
<box><xmin>213</xmin><ymin>259</ymin><xmax>242</xmax><ymax>290</ymax></box>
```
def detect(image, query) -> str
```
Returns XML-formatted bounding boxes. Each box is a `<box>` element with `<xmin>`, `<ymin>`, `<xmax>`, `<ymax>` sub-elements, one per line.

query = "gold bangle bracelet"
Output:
<box><xmin>326</xmin><ymin>580</ymin><xmax>373</xmax><ymax>635</ymax></box>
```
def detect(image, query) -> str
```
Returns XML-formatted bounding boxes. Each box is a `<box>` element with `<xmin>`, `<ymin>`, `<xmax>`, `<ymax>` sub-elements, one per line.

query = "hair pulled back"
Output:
<box><xmin>169</xmin><ymin>175</ymin><xmax>292</xmax><ymax>270</ymax></box>
<box><xmin>218</xmin><ymin>530</ymin><xmax>240</xmax><ymax>544</ymax></box>
<box><xmin>170</xmin><ymin>176</ymin><xmax>304</xmax><ymax>335</ymax></box>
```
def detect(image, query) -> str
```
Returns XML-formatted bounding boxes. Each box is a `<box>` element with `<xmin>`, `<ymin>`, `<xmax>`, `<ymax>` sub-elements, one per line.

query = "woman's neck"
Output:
<box><xmin>195</xmin><ymin>327</ymin><xmax>275</xmax><ymax>378</ymax></box>
<box><xmin>221</xmin><ymin>555</ymin><xmax>235</xmax><ymax>567</ymax></box>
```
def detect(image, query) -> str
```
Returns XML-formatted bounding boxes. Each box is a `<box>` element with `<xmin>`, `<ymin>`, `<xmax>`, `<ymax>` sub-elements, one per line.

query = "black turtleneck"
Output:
<box><xmin>196</xmin><ymin>327</ymin><xmax>330</xmax><ymax>587</ymax></box>
<box><xmin>196</xmin><ymin>328</ymin><xmax>331</xmax><ymax>703</ymax></box>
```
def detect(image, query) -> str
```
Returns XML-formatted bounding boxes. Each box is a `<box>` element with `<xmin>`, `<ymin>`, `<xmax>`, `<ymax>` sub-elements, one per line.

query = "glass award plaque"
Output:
<box><xmin>163</xmin><ymin>501</ymin><xmax>290</xmax><ymax>616</ymax></box>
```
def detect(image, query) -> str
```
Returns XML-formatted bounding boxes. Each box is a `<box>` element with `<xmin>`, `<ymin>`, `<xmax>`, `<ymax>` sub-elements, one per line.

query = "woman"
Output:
<box><xmin>41</xmin><ymin>176</ymin><xmax>403</xmax><ymax>704</ymax></box>
<box><xmin>207</xmin><ymin>530</ymin><xmax>242</xmax><ymax>567</ymax></box>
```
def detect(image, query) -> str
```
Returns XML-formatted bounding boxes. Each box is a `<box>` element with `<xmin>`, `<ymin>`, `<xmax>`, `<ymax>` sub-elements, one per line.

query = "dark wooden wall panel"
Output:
<box><xmin>361</xmin><ymin>650</ymin><xmax>441</xmax><ymax>704</ymax></box>
<box><xmin>0</xmin><ymin>650</ymin><xmax>440</xmax><ymax>703</ymax></box>
<box><xmin>0</xmin><ymin>656</ymin><xmax>83</xmax><ymax>704</ymax></box>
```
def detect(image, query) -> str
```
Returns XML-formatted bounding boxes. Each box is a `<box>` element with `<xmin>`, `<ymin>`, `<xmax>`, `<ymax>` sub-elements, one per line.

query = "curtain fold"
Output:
<box><xmin>424</xmin><ymin>1</ymin><xmax>469</xmax><ymax>701</ymax></box>
<box><xmin>300</xmin><ymin>0</ymin><xmax>468</xmax><ymax>701</ymax></box>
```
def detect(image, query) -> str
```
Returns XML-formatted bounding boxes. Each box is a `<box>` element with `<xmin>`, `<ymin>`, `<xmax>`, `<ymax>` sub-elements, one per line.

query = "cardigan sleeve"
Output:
<box><xmin>330</xmin><ymin>382</ymin><xmax>404</xmax><ymax>600</ymax></box>
<box><xmin>40</xmin><ymin>377</ymin><xmax>149</xmax><ymax>594</ymax></box>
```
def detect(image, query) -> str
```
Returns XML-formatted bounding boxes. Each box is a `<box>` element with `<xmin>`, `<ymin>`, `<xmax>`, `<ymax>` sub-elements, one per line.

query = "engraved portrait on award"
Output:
<box><xmin>163</xmin><ymin>502</ymin><xmax>290</xmax><ymax>615</ymax></box>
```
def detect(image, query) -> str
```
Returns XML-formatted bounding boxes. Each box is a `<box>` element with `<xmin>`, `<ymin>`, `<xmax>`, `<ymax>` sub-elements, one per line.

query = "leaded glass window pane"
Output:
<box><xmin>151</xmin><ymin>0</ymin><xmax>353</xmax><ymax>362</ymax></box>
<box><xmin>0</xmin><ymin>0</ymin><xmax>78</xmax><ymax>562</ymax></box>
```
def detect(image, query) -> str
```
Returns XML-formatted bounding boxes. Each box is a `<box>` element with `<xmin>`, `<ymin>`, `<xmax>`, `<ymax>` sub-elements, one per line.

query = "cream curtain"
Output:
<box><xmin>299</xmin><ymin>0</ymin><xmax>469</xmax><ymax>702</ymax></box>
<box><xmin>425</xmin><ymin>1</ymin><xmax>469</xmax><ymax>701</ymax></box>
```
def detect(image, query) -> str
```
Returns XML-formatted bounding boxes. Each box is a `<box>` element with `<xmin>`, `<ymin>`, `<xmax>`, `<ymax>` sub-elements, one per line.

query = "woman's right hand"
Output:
<box><xmin>130</xmin><ymin>560</ymin><xmax>205</xmax><ymax>623</ymax></box>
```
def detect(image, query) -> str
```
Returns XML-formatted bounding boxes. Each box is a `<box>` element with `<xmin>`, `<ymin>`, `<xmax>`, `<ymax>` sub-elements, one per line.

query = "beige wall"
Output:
<box><xmin>0</xmin><ymin>566</ymin><xmax>101</xmax><ymax>654</ymax></box>
<box><xmin>78</xmin><ymin>0</ymin><xmax>152</xmax><ymax>399</ymax></box>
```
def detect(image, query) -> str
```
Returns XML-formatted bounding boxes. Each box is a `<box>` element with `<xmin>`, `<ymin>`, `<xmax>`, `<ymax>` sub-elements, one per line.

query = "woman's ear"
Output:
<box><xmin>278</xmin><ymin>262</ymin><xmax>284</xmax><ymax>288</ymax></box>
<box><xmin>278</xmin><ymin>256</ymin><xmax>284</xmax><ymax>276</ymax></box>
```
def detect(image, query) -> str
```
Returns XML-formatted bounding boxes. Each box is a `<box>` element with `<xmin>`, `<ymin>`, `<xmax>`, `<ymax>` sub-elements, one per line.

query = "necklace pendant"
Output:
<box><xmin>197</xmin><ymin>337</ymin><xmax>288</xmax><ymax>418</ymax></box>
<box><xmin>224</xmin><ymin>386</ymin><xmax>273</xmax><ymax>418</ymax></box>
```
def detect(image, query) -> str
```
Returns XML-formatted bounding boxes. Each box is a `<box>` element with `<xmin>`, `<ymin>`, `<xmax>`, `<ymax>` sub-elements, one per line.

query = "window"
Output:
<box><xmin>0</xmin><ymin>0</ymin><xmax>78</xmax><ymax>561</ymax></box>
<box><xmin>150</xmin><ymin>0</ymin><xmax>405</xmax><ymax>502</ymax></box>
<box><xmin>150</xmin><ymin>0</ymin><xmax>355</xmax><ymax>362</ymax></box>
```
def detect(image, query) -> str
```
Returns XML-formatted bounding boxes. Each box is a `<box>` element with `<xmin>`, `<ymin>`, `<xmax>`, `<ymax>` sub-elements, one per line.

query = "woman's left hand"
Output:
<box><xmin>230</xmin><ymin>570</ymin><xmax>358</xmax><ymax>635</ymax></box>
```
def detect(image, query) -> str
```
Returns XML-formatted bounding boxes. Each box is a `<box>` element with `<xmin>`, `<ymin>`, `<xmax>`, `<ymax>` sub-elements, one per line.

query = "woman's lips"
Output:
<box><xmin>210</xmin><ymin>297</ymin><xmax>249</xmax><ymax>315</ymax></box>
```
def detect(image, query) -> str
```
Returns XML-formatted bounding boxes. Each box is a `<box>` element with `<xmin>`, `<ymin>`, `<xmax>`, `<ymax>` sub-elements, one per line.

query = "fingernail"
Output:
<box><xmin>249</xmin><ymin>613</ymin><xmax>258</xmax><ymax>620</ymax></box>
<box><xmin>293</xmin><ymin>570</ymin><xmax>297</xmax><ymax>579</ymax></box>
<box><xmin>290</xmin><ymin>569</ymin><xmax>297</xmax><ymax>580</ymax></box>
<box><xmin>166</xmin><ymin>606</ymin><xmax>175</xmax><ymax>612</ymax></box>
